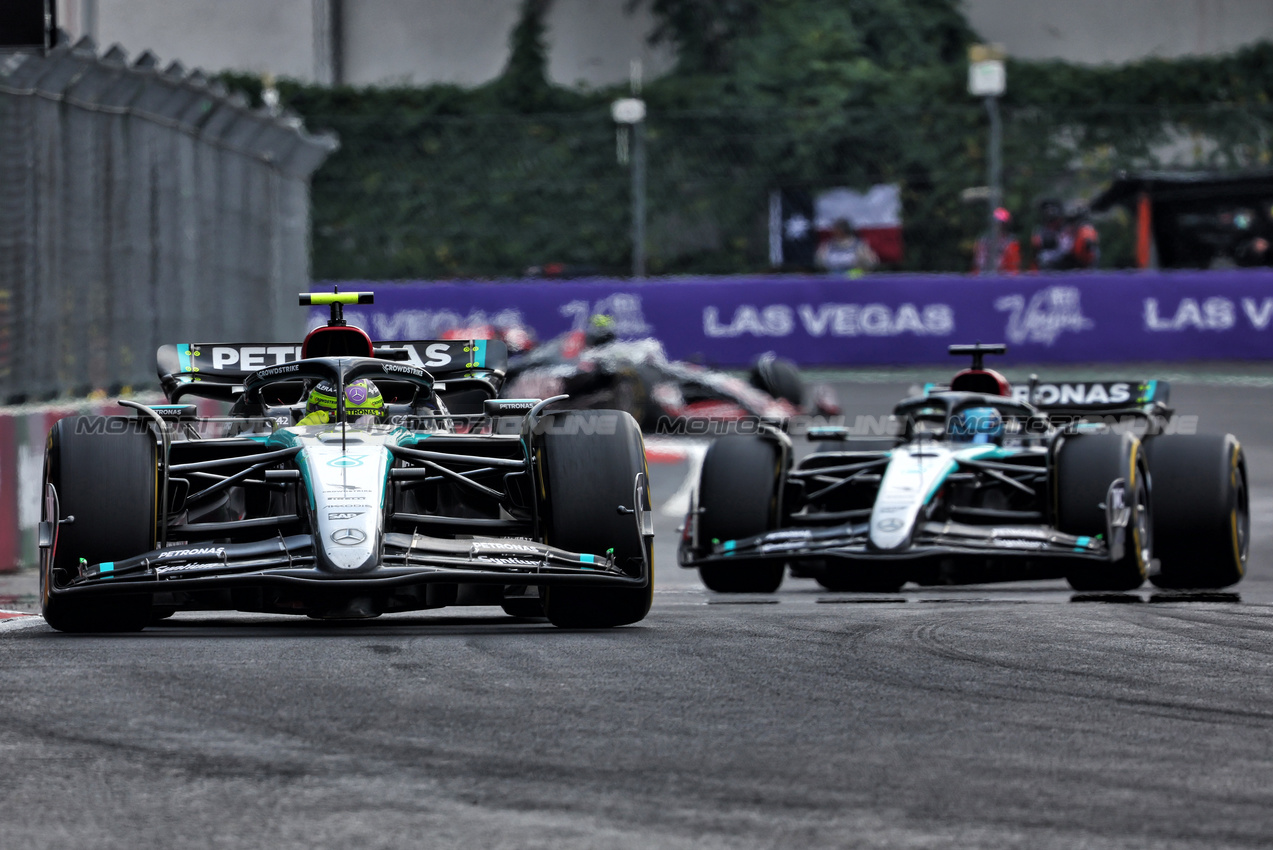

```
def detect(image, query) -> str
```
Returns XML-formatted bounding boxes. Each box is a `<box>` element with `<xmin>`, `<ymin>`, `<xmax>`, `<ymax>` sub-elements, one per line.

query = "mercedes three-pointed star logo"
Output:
<box><xmin>331</xmin><ymin>527</ymin><xmax>367</xmax><ymax>546</ymax></box>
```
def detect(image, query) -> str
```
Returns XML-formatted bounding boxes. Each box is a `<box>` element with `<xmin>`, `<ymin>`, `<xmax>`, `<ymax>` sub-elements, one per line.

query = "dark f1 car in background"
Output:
<box><xmin>680</xmin><ymin>344</ymin><xmax>1248</xmax><ymax>594</ymax></box>
<box><xmin>39</xmin><ymin>292</ymin><xmax>653</xmax><ymax>632</ymax></box>
<box><xmin>500</xmin><ymin>318</ymin><xmax>838</xmax><ymax>431</ymax></box>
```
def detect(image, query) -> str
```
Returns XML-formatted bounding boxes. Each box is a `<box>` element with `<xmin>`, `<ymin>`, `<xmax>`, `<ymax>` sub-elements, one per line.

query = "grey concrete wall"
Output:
<box><xmin>546</xmin><ymin>0</ymin><xmax>673</xmax><ymax>88</ymax></box>
<box><xmin>52</xmin><ymin>0</ymin><xmax>1273</xmax><ymax>88</ymax></box>
<box><xmin>57</xmin><ymin>0</ymin><xmax>670</xmax><ymax>88</ymax></box>
<box><xmin>91</xmin><ymin>0</ymin><xmax>318</xmax><ymax>79</ymax></box>
<box><xmin>340</xmin><ymin>0</ymin><xmax>671</xmax><ymax>88</ymax></box>
<box><xmin>342</xmin><ymin>0</ymin><xmax>519</xmax><ymax>86</ymax></box>
<box><xmin>965</xmin><ymin>0</ymin><xmax>1273</xmax><ymax>64</ymax></box>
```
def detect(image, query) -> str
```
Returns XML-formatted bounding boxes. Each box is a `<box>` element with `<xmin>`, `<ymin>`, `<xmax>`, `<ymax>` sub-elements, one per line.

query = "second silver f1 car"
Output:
<box><xmin>680</xmin><ymin>344</ymin><xmax>1248</xmax><ymax>594</ymax></box>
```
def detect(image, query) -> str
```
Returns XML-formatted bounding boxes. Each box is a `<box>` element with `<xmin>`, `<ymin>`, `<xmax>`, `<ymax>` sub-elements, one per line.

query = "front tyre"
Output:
<box><xmin>537</xmin><ymin>411</ymin><xmax>653</xmax><ymax>628</ymax></box>
<box><xmin>695</xmin><ymin>435</ymin><xmax>786</xmax><ymax>593</ymax></box>
<box><xmin>41</xmin><ymin>416</ymin><xmax>158</xmax><ymax>633</ymax></box>
<box><xmin>1056</xmin><ymin>432</ymin><xmax>1150</xmax><ymax>592</ymax></box>
<box><xmin>1145</xmin><ymin>434</ymin><xmax>1248</xmax><ymax>589</ymax></box>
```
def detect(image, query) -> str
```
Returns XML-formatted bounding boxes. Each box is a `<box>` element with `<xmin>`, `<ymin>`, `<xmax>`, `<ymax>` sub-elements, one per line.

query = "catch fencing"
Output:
<box><xmin>0</xmin><ymin>36</ymin><xmax>337</xmax><ymax>403</ymax></box>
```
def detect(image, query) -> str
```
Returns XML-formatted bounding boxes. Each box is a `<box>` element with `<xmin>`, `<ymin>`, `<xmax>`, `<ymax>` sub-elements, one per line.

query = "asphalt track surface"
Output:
<box><xmin>2</xmin><ymin>375</ymin><xmax>1272</xmax><ymax>849</ymax></box>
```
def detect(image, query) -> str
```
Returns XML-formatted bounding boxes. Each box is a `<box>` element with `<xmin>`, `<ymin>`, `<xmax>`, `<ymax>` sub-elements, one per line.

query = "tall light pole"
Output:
<box><xmin>969</xmin><ymin>43</ymin><xmax>1006</xmax><ymax>266</ymax></box>
<box><xmin>613</xmin><ymin>65</ymin><xmax>647</xmax><ymax>278</ymax></box>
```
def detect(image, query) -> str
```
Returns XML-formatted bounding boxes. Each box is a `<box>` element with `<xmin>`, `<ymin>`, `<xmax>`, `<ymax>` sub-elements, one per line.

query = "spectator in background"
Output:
<box><xmin>816</xmin><ymin>218</ymin><xmax>878</xmax><ymax>276</ymax></box>
<box><xmin>1031</xmin><ymin>198</ymin><xmax>1071</xmax><ymax>271</ymax></box>
<box><xmin>972</xmin><ymin>206</ymin><xmax>1021</xmax><ymax>275</ymax></box>
<box><xmin>1231</xmin><ymin>207</ymin><xmax>1271</xmax><ymax>266</ymax></box>
<box><xmin>1066</xmin><ymin>202</ymin><xmax>1100</xmax><ymax>269</ymax></box>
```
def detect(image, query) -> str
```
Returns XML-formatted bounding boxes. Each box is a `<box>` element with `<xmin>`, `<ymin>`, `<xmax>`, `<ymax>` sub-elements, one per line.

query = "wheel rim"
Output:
<box><xmin>1132</xmin><ymin>475</ymin><xmax>1151</xmax><ymax>574</ymax></box>
<box><xmin>1232</xmin><ymin>456</ymin><xmax>1249</xmax><ymax>574</ymax></box>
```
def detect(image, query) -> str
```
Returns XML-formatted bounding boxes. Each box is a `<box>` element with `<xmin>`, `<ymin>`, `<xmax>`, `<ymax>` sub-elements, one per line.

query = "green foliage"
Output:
<box><xmin>222</xmin><ymin>3</ymin><xmax>1273</xmax><ymax>279</ymax></box>
<box><xmin>492</xmin><ymin>0</ymin><xmax>557</xmax><ymax>112</ymax></box>
<box><xmin>634</xmin><ymin>0</ymin><xmax>762</xmax><ymax>73</ymax></box>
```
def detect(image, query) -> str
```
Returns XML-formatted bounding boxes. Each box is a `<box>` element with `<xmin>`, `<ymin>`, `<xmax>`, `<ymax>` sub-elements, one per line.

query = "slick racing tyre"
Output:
<box><xmin>537</xmin><ymin>411</ymin><xmax>653</xmax><ymax>628</ymax></box>
<box><xmin>749</xmin><ymin>354</ymin><xmax>804</xmax><ymax>407</ymax></box>
<box><xmin>1055</xmin><ymin>432</ymin><xmax>1150</xmax><ymax>592</ymax></box>
<box><xmin>696</xmin><ymin>435</ymin><xmax>786</xmax><ymax>593</ymax></box>
<box><xmin>1144</xmin><ymin>434</ymin><xmax>1248</xmax><ymax>589</ymax></box>
<box><xmin>41</xmin><ymin>416</ymin><xmax>158</xmax><ymax>633</ymax></box>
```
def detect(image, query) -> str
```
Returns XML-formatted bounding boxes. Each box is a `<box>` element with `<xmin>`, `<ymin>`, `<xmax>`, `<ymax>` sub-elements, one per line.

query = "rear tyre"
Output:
<box><xmin>1145</xmin><ymin>434</ymin><xmax>1247</xmax><ymax>589</ymax></box>
<box><xmin>750</xmin><ymin>354</ymin><xmax>804</xmax><ymax>407</ymax></box>
<box><xmin>538</xmin><ymin>411</ymin><xmax>652</xmax><ymax>628</ymax></box>
<box><xmin>695</xmin><ymin>436</ymin><xmax>786</xmax><ymax>593</ymax></box>
<box><xmin>41</xmin><ymin>416</ymin><xmax>157</xmax><ymax>633</ymax></box>
<box><xmin>1055</xmin><ymin>432</ymin><xmax>1150</xmax><ymax>592</ymax></box>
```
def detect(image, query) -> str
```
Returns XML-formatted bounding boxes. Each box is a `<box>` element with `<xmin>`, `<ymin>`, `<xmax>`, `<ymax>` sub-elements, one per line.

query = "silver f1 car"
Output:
<box><xmin>39</xmin><ymin>292</ymin><xmax>653</xmax><ymax>631</ymax></box>
<box><xmin>679</xmin><ymin>344</ymin><xmax>1248</xmax><ymax>594</ymax></box>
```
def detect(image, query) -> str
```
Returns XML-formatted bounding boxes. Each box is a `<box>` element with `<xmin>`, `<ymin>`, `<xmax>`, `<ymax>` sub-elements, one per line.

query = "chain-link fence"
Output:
<box><xmin>0</xmin><ymin>36</ymin><xmax>337</xmax><ymax>402</ymax></box>
<box><xmin>297</xmin><ymin>100</ymin><xmax>1273</xmax><ymax>281</ymax></box>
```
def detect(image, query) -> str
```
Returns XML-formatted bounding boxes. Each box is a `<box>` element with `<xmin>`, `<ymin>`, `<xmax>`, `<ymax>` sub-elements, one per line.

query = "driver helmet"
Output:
<box><xmin>301</xmin><ymin>378</ymin><xmax>386</xmax><ymax>425</ymax></box>
<box><xmin>948</xmin><ymin>406</ymin><xmax>1004</xmax><ymax>444</ymax></box>
<box><xmin>585</xmin><ymin>313</ymin><xmax>617</xmax><ymax>347</ymax></box>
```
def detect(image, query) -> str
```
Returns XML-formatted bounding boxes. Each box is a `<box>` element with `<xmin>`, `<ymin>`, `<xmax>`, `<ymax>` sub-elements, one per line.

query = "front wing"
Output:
<box><xmin>55</xmin><ymin>533</ymin><xmax>648</xmax><ymax>600</ymax></box>
<box><xmin>679</xmin><ymin>520</ymin><xmax>1114</xmax><ymax>567</ymax></box>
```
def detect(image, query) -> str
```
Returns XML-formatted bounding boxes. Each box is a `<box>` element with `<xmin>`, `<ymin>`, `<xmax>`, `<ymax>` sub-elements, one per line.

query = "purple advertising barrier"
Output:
<box><xmin>318</xmin><ymin>269</ymin><xmax>1273</xmax><ymax>367</ymax></box>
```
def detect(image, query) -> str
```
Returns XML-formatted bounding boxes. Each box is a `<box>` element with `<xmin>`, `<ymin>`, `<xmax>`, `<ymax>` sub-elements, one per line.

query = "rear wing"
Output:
<box><xmin>157</xmin><ymin>339</ymin><xmax>508</xmax><ymax>402</ymax></box>
<box><xmin>1010</xmin><ymin>380</ymin><xmax>1170</xmax><ymax>413</ymax></box>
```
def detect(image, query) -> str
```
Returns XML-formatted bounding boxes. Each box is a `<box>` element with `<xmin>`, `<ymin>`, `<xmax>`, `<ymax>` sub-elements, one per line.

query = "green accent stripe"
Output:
<box><xmin>473</xmin><ymin>339</ymin><xmax>487</xmax><ymax>368</ymax></box>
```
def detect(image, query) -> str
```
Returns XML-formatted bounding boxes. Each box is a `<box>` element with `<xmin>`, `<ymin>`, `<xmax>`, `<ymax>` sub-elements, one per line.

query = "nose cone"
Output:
<box><xmin>303</xmin><ymin>443</ymin><xmax>389</xmax><ymax>573</ymax></box>
<box><xmin>868</xmin><ymin>446</ymin><xmax>956</xmax><ymax>551</ymax></box>
<box><xmin>321</xmin><ymin>525</ymin><xmax>380</xmax><ymax>572</ymax></box>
